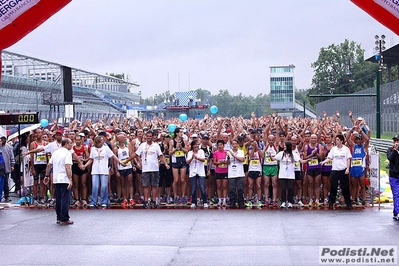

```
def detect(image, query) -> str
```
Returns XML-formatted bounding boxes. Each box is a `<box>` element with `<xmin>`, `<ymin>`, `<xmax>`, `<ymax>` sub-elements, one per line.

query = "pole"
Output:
<box><xmin>303</xmin><ymin>100</ymin><xmax>306</xmax><ymax>118</ymax></box>
<box><xmin>376</xmin><ymin>70</ymin><xmax>381</xmax><ymax>139</ymax></box>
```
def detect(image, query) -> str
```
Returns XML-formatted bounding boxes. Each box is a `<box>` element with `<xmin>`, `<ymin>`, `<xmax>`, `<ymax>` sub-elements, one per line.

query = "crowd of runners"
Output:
<box><xmin>5</xmin><ymin>110</ymin><xmax>372</xmax><ymax>210</ymax></box>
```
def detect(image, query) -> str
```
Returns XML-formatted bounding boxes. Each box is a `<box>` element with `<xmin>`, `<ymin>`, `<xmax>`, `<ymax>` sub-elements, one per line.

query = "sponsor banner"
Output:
<box><xmin>374</xmin><ymin>0</ymin><xmax>399</xmax><ymax>19</ymax></box>
<box><xmin>0</xmin><ymin>0</ymin><xmax>40</xmax><ymax>30</ymax></box>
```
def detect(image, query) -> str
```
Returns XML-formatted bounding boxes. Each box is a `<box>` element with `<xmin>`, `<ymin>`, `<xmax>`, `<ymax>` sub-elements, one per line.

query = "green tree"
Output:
<box><xmin>307</xmin><ymin>39</ymin><xmax>378</xmax><ymax>106</ymax></box>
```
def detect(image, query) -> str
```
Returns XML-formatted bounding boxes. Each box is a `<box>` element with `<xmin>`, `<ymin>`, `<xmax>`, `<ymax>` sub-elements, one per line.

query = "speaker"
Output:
<box><xmin>62</xmin><ymin>66</ymin><xmax>73</xmax><ymax>103</ymax></box>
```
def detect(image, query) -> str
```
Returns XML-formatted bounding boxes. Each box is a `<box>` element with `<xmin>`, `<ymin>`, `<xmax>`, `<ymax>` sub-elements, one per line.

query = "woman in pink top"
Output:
<box><xmin>213</xmin><ymin>139</ymin><xmax>229</xmax><ymax>206</ymax></box>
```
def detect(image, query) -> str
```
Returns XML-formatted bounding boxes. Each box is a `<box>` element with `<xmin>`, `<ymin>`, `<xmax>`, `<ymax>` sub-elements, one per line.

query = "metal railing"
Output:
<box><xmin>370</xmin><ymin>138</ymin><xmax>391</xmax><ymax>153</ymax></box>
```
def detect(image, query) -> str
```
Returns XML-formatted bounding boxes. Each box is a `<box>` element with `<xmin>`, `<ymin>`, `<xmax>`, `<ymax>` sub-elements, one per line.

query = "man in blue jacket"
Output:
<box><xmin>387</xmin><ymin>134</ymin><xmax>399</xmax><ymax>221</ymax></box>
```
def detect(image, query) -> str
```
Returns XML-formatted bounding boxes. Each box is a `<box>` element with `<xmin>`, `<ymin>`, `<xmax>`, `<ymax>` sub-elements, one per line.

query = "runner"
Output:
<box><xmin>246</xmin><ymin>139</ymin><xmax>264</xmax><ymax>207</ymax></box>
<box><xmin>227</xmin><ymin>139</ymin><xmax>245</xmax><ymax>208</ymax></box>
<box><xmin>213</xmin><ymin>139</ymin><xmax>229</xmax><ymax>207</ymax></box>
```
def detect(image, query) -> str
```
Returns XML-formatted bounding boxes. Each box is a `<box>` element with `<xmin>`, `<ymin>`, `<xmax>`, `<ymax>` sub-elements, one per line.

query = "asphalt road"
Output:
<box><xmin>0</xmin><ymin>199</ymin><xmax>398</xmax><ymax>266</ymax></box>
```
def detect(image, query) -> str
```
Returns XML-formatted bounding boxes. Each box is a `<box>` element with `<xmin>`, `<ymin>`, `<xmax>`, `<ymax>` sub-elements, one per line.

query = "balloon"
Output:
<box><xmin>168</xmin><ymin>124</ymin><xmax>176</xmax><ymax>133</ymax></box>
<box><xmin>40</xmin><ymin>119</ymin><xmax>49</xmax><ymax>127</ymax></box>
<box><xmin>179</xmin><ymin>113</ymin><xmax>188</xmax><ymax>122</ymax></box>
<box><xmin>210</xmin><ymin>105</ymin><xmax>218</xmax><ymax>114</ymax></box>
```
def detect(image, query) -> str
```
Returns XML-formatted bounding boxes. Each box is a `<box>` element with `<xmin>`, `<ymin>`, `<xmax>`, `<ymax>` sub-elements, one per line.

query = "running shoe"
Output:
<box><xmin>190</xmin><ymin>203</ymin><xmax>196</xmax><ymax>208</ymax></box>
<box><xmin>211</xmin><ymin>197</ymin><xmax>218</xmax><ymax>205</ymax></box>
<box><xmin>272</xmin><ymin>201</ymin><xmax>278</xmax><ymax>207</ymax></box>
<box><xmin>263</xmin><ymin>201</ymin><xmax>269</xmax><ymax>207</ymax></box>
<box><xmin>298</xmin><ymin>200</ymin><xmax>304</xmax><ymax>207</ymax></box>
<box><xmin>361</xmin><ymin>200</ymin><xmax>366</xmax><ymax>206</ymax></box>
<box><xmin>222</xmin><ymin>198</ymin><xmax>227</xmax><ymax>207</ymax></box>
<box><xmin>245</xmin><ymin>201</ymin><xmax>252</xmax><ymax>207</ymax></box>
<box><xmin>101</xmin><ymin>204</ymin><xmax>107</xmax><ymax>209</ymax></box>
<box><xmin>217</xmin><ymin>198</ymin><xmax>222</xmax><ymax>207</ymax></box>
<box><xmin>203</xmin><ymin>203</ymin><xmax>209</xmax><ymax>208</ymax></box>
<box><xmin>393</xmin><ymin>216</ymin><xmax>398</xmax><ymax>221</ymax></box>
<box><xmin>122</xmin><ymin>199</ymin><xmax>128</xmax><ymax>208</ymax></box>
<box><xmin>48</xmin><ymin>199</ymin><xmax>55</xmax><ymax>208</ymax></box>
<box><xmin>39</xmin><ymin>198</ymin><xmax>46</xmax><ymax>204</ymax></box>
<box><xmin>74</xmin><ymin>200</ymin><xmax>80</xmax><ymax>208</ymax></box>
<box><xmin>81</xmin><ymin>200</ymin><xmax>87</xmax><ymax>208</ymax></box>
<box><xmin>174</xmin><ymin>197</ymin><xmax>179</xmax><ymax>204</ymax></box>
<box><xmin>129</xmin><ymin>199</ymin><xmax>136</xmax><ymax>206</ymax></box>
<box><xmin>315</xmin><ymin>199</ymin><xmax>322</xmax><ymax>207</ymax></box>
<box><xmin>324</xmin><ymin>198</ymin><xmax>328</xmax><ymax>206</ymax></box>
<box><xmin>59</xmin><ymin>220</ymin><xmax>74</xmax><ymax>226</ymax></box>
<box><xmin>280</xmin><ymin>202</ymin><xmax>286</xmax><ymax>208</ymax></box>
<box><xmin>89</xmin><ymin>204</ymin><xmax>95</xmax><ymax>209</ymax></box>
<box><xmin>287</xmin><ymin>202</ymin><xmax>293</xmax><ymax>208</ymax></box>
<box><xmin>181</xmin><ymin>196</ymin><xmax>187</xmax><ymax>205</ymax></box>
<box><xmin>256</xmin><ymin>201</ymin><xmax>263</xmax><ymax>207</ymax></box>
<box><xmin>308</xmin><ymin>200</ymin><xmax>313</xmax><ymax>207</ymax></box>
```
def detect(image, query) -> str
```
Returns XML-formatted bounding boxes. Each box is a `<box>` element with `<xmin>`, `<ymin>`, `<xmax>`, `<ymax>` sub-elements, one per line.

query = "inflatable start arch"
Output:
<box><xmin>0</xmin><ymin>0</ymin><xmax>71</xmax><ymax>81</ymax></box>
<box><xmin>351</xmin><ymin>0</ymin><xmax>399</xmax><ymax>35</ymax></box>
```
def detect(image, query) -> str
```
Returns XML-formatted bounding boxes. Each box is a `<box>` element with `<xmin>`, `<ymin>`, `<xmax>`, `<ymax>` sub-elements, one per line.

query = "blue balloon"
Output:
<box><xmin>210</xmin><ymin>105</ymin><xmax>218</xmax><ymax>114</ymax></box>
<box><xmin>40</xmin><ymin>119</ymin><xmax>49</xmax><ymax>127</ymax></box>
<box><xmin>179</xmin><ymin>113</ymin><xmax>188</xmax><ymax>122</ymax></box>
<box><xmin>168</xmin><ymin>124</ymin><xmax>176</xmax><ymax>133</ymax></box>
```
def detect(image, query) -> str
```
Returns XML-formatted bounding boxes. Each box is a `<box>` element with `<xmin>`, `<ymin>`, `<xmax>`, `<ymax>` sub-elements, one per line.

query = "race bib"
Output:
<box><xmin>204</xmin><ymin>159</ymin><xmax>208</xmax><ymax>165</ymax></box>
<box><xmin>121</xmin><ymin>158</ymin><xmax>131</xmax><ymax>165</ymax></box>
<box><xmin>351</xmin><ymin>158</ymin><xmax>362</xmax><ymax>167</ymax></box>
<box><xmin>37</xmin><ymin>155</ymin><xmax>46</xmax><ymax>162</ymax></box>
<box><xmin>308</xmin><ymin>158</ymin><xmax>318</xmax><ymax>166</ymax></box>
<box><xmin>265</xmin><ymin>157</ymin><xmax>272</xmax><ymax>163</ymax></box>
<box><xmin>324</xmin><ymin>160</ymin><xmax>333</xmax><ymax>166</ymax></box>
<box><xmin>174</xmin><ymin>150</ymin><xmax>184</xmax><ymax>157</ymax></box>
<box><xmin>294</xmin><ymin>162</ymin><xmax>299</xmax><ymax>168</ymax></box>
<box><xmin>250</xmin><ymin>160</ymin><xmax>260</xmax><ymax>165</ymax></box>
<box><xmin>165</xmin><ymin>157</ymin><xmax>170</xmax><ymax>164</ymax></box>
<box><xmin>231</xmin><ymin>164</ymin><xmax>237</xmax><ymax>171</ymax></box>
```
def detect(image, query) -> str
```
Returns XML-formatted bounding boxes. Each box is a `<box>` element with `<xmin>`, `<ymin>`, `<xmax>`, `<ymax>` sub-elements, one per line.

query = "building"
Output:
<box><xmin>270</xmin><ymin>65</ymin><xmax>295</xmax><ymax>110</ymax></box>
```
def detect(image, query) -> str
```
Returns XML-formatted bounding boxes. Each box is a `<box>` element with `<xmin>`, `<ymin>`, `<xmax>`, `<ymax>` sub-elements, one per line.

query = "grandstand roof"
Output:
<box><xmin>365</xmin><ymin>43</ymin><xmax>399</xmax><ymax>66</ymax></box>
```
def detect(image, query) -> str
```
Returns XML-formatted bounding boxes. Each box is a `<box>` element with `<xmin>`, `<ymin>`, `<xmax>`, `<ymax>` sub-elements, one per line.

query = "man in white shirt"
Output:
<box><xmin>132</xmin><ymin>131</ymin><xmax>170</xmax><ymax>208</ymax></box>
<box><xmin>45</xmin><ymin>138</ymin><xmax>73</xmax><ymax>225</ymax></box>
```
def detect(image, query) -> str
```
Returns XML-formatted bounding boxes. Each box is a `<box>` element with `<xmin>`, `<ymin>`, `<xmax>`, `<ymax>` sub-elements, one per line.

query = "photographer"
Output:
<box><xmin>387</xmin><ymin>135</ymin><xmax>399</xmax><ymax>221</ymax></box>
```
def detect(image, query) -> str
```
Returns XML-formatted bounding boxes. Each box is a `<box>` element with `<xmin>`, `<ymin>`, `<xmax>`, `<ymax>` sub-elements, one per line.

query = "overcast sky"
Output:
<box><xmin>8</xmin><ymin>0</ymin><xmax>396</xmax><ymax>98</ymax></box>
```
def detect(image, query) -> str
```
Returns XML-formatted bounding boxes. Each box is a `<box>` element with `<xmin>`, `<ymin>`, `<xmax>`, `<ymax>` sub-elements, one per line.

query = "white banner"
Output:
<box><xmin>369</xmin><ymin>153</ymin><xmax>380</xmax><ymax>189</ymax></box>
<box><xmin>374</xmin><ymin>0</ymin><xmax>399</xmax><ymax>19</ymax></box>
<box><xmin>0</xmin><ymin>0</ymin><xmax>40</xmax><ymax>30</ymax></box>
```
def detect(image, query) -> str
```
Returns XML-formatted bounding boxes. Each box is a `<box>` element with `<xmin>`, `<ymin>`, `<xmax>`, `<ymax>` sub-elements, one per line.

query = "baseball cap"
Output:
<box><xmin>78</xmin><ymin>132</ymin><xmax>85</xmax><ymax>137</ymax></box>
<box><xmin>202</xmin><ymin>134</ymin><xmax>209</xmax><ymax>139</ymax></box>
<box><xmin>191</xmin><ymin>133</ymin><xmax>198</xmax><ymax>138</ymax></box>
<box><xmin>357</xmin><ymin>117</ymin><xmax>363</xmax><ymax>121</ymax></box>
<box><xmin>98</xmin><ymin>131</ymin><xmax>107</xmax><ymax>137</ymax></box>
<box><xmin>0</xmin><ymin>135</ymin><xmax>6</xmax><ymax>139</ymax></box>
<box><xmin>55</xmin><ymin>129</ymin><xmax>63</xmax><ymax>135</ymax></box>
<box><xmin>393</xmin><ymin>135</ymin><xmax>399</xmax><ymax>140</ymax></box>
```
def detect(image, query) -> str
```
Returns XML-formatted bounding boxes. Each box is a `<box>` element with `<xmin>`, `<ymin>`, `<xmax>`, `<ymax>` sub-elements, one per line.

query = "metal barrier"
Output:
<box><xmin>370</xmin><ymin>138</ymin><xmax>392</xmax><ymax>153</ymax></box>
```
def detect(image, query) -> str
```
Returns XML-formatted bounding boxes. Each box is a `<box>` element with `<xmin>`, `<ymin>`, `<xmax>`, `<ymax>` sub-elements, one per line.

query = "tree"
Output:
<box><xmin>307</xmin><ymin>39</ymin><xmax>378</xmax><ymax>106</ymax></box>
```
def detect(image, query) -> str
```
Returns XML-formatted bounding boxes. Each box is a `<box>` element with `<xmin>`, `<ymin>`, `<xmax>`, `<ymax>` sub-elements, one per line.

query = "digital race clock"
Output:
<box><xmin>0</xmin><ymin>112</ymin><xmax>39</xmax><ymax>125</ymax></box>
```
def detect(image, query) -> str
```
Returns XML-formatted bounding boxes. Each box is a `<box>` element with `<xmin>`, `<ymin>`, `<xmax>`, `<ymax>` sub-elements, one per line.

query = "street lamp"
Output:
<box><xmin>375</xmin><ymin>34</ymin><xmax>386</xmax><ymax>139</ymax></box>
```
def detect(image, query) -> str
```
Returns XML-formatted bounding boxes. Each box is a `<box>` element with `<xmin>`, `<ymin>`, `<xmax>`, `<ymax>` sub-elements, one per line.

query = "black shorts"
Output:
<box><xmin>243</xmin><ymin>164</ymin><xmax>249</xmax><ymax>173</ymax></box>
<box><xmin>295</xmin><ymin>171</ymin><xmax>302</xmax><ymax>180</ymax></box>
<box><xmin>248</xmin><ymin>171</ymin><xmax>262</xmax><ymax>179</ymax></box>
<box><xmin>118</xmin><ymin>168</ymin><xmax>133</xmax><ymax>177</ymax></box>
<box><xmin>159</xmin><ymin>164</ymin><xmax>172</xmax><ymax>187</ymax></box>
<box><xmin>72</xmin><ymin>164</ymin><xmax>88</xmax><ymax>175</ymax></box>
<box><xmin>172</xmin><ymin>162</ymin><xmax>187</xmax><ymax>169</ymax></box>
<box><xmin>210</xmin><ymin>169</ymin><xmax>215</xmax><ymax>176</ymax></box>
<box><xmin>134</xmin><ymin>166</ymin><xmax>142</xmax><ymax>175</ymax></box>
<box><xmin>307</xmin><ymin>168</ymin><xmax>321</xmax><ymax>177</ymax></box>
<box><xmin>321</xmin><ymin>171</ymin><xmax>331</xmax><ymax>177</ymax></box>
<box><xmin>33</xmin><ymin>164</ymin><xmax>46</xmax><ymax>180</ymax></box>
<box><xmin>215</xmin><ymin>172</ymin><xmax>228</xmax><ymax>180</ymax></box>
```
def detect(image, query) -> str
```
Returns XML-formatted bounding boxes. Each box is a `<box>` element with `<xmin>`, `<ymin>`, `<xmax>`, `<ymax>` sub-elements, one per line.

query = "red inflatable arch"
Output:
<box><xmin>0</xmin><ymin>0</ymin><xmax>71</xmax><ymax>82</ymax></box>
<box><xmin>351</xmin><ymin>0</ymin><xmax>399</xmax><ymax>35</ymax></box>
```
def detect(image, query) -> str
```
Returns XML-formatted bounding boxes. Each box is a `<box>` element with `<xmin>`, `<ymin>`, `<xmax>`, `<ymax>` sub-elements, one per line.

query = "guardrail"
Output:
<box><xmin>370</xmin><ymin>138</ymin><xmax>392</xmax><ymax>153</ymax></box>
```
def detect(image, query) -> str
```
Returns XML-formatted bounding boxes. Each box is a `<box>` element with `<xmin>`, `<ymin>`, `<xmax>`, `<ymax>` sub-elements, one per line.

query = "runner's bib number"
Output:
<box><xmin>174</xmin><ymin>150</ymin><xmax>184</xmax><ymax>157</ymax></box>
<box><xmin>351</xmin><ymin>158</ymin><xmax>362</xmax><ymax>167</ymax></box>
<box><xmin>37</xmin><ymin>155</ymin><xmax>46</xmax><ymax>161</ymax></box>
<box><xmin>250</xmin><ymin>160</ymin><xmax>260</xmax><ymax>165</ymax></box>
<box><xmin>308</xmin><ymin>158</ymin><xmax>318</xmax><ymax>166</ymax></box>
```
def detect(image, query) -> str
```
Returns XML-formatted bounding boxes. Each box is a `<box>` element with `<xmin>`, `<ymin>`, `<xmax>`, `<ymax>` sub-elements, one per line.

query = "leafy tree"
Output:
<box><xmin>307</xmin><ymin>39</ymin><xmax>378</xmax><ymax>106</ymax></box>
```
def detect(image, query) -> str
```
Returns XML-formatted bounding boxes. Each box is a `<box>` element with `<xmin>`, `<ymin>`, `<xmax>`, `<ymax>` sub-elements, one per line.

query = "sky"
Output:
<box><xmin>8</xmin><ymin>0</ymin><xmax>396</xmax><ymax>98</ymax></box>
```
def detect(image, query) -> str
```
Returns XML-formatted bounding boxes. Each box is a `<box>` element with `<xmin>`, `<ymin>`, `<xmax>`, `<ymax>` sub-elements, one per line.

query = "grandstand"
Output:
<box><xmin>1</xmin><ymin>50</ymin><xmax>140</xmax><ymax>122</ymax></box>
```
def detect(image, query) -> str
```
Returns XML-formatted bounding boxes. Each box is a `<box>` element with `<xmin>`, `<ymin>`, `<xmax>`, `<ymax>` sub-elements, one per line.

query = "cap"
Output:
<box><xmin>191</xmin><ymin>133</ymin><xmax>198</xmax><ymax>138</ymax></box>
<box><xmin>0</xmin><ymin>135</ymin><xmax>6</xmax><ymax>139</ymax></box>
<box><xmin>78</xmin><ymin>132</ymin><xmax>85</xmax><ymax>137</ymax></box>
<box><xmin>55</xmin><ymin>129</ymin><xmax>63</xmax><ymax>135</ymax></box>
<box><xmin>202</xmin><ymin>134</ymin><xmax>209</xmax><ymax>139</ymax></box>
<box><xmin>357</xmin><ymin>117</ymin><xmax>363</xmax><ymax>121</ymax></box>
<box><xmin>393</xmin><ymin>135</ymin><xmax>399</xmax><ymax>140</ymax></box>
<box><xmin>98</xmin><ymin>131</ymin><xmax>107</xmax><ymax>137</ymax></box>
<box><xmin>355</xmin><ymin>135</ymin><xmax>362</xmax><ymax>139</ymax></box>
